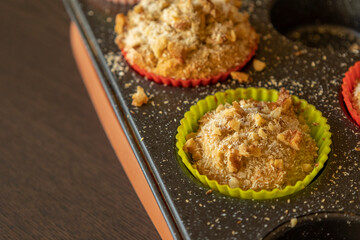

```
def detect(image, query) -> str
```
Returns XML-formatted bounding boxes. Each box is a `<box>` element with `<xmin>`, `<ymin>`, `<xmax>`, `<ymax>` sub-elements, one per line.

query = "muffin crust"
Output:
<box><xmin>115</xmin><ymin>0</ymin><xmax>258</xmax><ymax>80</ymax></box>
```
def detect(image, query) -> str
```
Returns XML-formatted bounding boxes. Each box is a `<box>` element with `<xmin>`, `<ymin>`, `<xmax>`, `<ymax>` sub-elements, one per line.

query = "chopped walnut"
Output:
<box><xmin>173</xmin><ymin>19</ymin><xmax>191</xmax><ymax>31</ymax></box>
<box><xmin>151</xmin><ymin>37</ymin><xmax>168</xmax><ymax>58</ymax></box>
<box><xmin>302</xmin><ymin>163</ymin><xmax>313</xmax><ymax>172</ymax></box>
<box><xmin>132</xmin><ymin>86</ymin><xmax>148</xmax><ymax>107</ymax></box>
<box><xmin>230</xmin><ymin>71</ymin><xmax>252</xmax><ymax>83</ymax></box>
<box><xmin>350</xmin><ymin>43</ymin><xmax>360</xmax><ymax>53</ymax></box>
<box><xmin>167</xmin><ymin>41</ymin><xmax>186</xmax><ymax>62</ymax></box>
<box><xmin>227</xmin><ymin>151</ymin><xmax>243</xmax><ymax>173</ymax></box>
<box><xmin>133</xmin><ymin>5</ymin><xmax>143</xmax><ymax>14</ymax></box>
<box><xmin>258</xmin><ymin>128</ymin><xmax>267</xmax><ymax>139</ymax></box>
<box><xmin>290</xmin><ymin>218</ymin><xmax>297</xmax><ymax>228</ymax></box>
<box><xmin>229</xmin><ymin>119</ymin><xmax>241</xmax><ymax>132</ymax></box>
<box><xmin>239</xmin><ymin>143</ymin><xmax>250</xmax><ymax>157</ymax></box>
<box><xmin>216</xmin><ymin>104</ymin><xmax>225</xmax><ymax>113</ymax></box>
<box><xmin>273</xmin><ymin>159</ymin><xmax>284</xmax><ymax>170</ymax></box>
<box><xmin>213</xmin><ymin>126</ymin><xmax>222</xmax><ymax>136</ymax></box>
<box><xmin>215</xmin><ymin>151</ymin><xmax>224</xmax><ymax>168</ymax></box>
<box><xmin>277</xmin><ymin>88</ymin><xmax>292</xmax><ymax>111</ymax></box>
<box><xmin>253</xmin><ymin>59</ymin><xmax>266</xmax><ymax>72</ymax></box>
<box><xmin>277</xmin><ymin>129</ymin><xmax>303</xmax><ymax>150</ymax></box>
<box><xmin>226</xmin><ymin>30</ymin><xmax>237</xmax><ymax>42</ymax></box>
<box><xmin>183</xmin><ymin>138</ymin><xmax>202</xmax><ymax>161</ymax></box>
<box><xmin>248</xmin><ymin>145</ymin><xmax>262</xmax><ymax>157</ymax></box>
<box><xmin>114</xmin><ymin>14</ymin><xmax>126</xmax><ymax>34</ymax></box>
<box><xmin>254</xmin><ymin>113</ymin><xmax>266</xmax><ymax>126</ymax></box>
<box><xmin>232</xmin><ymin>101</ymin><xmax>245</xmax><ymax>115</ymax></box>
<box><xmin>239</xmin><ymin>144</ymin><xmax>261</xmax><ymax>157</ymax></box>
<box><xmin>229</xmin><ymin>176</ymin><xmax>240</xmax><ymax>188</ymax></box>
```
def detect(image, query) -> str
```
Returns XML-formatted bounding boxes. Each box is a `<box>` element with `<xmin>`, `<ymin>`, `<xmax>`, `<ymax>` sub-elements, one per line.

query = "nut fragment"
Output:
<box><xmin>290</xmin><ymin>218</ymin><xmax>297</xmax><ymax>228</ymax></box>
<box><xmin>230</xmin><ymin>71</ymin><xmax>252</xmax><ymax>83</ymax></box>
<box><xmin>302</xmin><ymin>163</ymin><xmax>313</xmax><ymax>172</ymax></box>
<box><xmin>253</xmin><ymin>59</ymin><xmax>266</xmax><ymax>72</ymax></box>
<box><xmin>258</xmin><ymin>128</ymin><xmax>267</xmax><ymax>139</ymax></box>
<box><xmin>228</xmin><ymin>176</ymin><xmax>240</xmax><ymax>188</ymax></box>
<box><xmin>114</xmin><ymin>13</ymin><xmax>126</xmax><ymax>34</ymax></box>
<box><xmin>229</xmin><ymin>119</ymin><xmax>241</xmax><ymax>132</ymax></box>
<box><xmin>151</xmin><ymin>37</ymin><xmax>168</xmax><ymax>58</ymax></box>
<box><xmin>227</xmin><ymin>151</ymin><xmax>243</xmax><ymax>173</ymax></box>
<box><xmin>273</xmin><ymin>159</ymin><xmax>284</xmax><ymax>170</ymax></box>
<box><xmin>227</xmin><ymin>30</ymin><xmax>237</xmax><ymax>42</ymax></box>
<box><xmin>254</xmin><ymin>113</ymin><xmax>266</xmax><ymax>126</ymax></box>
<box><xmin>183</xmin><ymin>138</ymin><xmax>202</xmax><ymax>161</ymax></box>
<box><xmin>132</xmin><ymin>86</ymin><xmax>148</xmax><ymax>107</ymax></box>
<box><xmin>133</xmin><ymin>5</ymin><xmax>143</xmax><ymax>14</ymax></box>
<box><xmin>277</xmin><ymin>129</ymin><xmax>303</xmax><ymax>150</ymax></box>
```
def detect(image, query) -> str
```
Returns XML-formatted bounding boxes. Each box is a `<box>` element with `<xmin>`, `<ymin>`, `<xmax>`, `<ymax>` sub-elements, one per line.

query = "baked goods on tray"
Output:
<box><xmin>114</xmin><ymin>0</ymin><xmax>258</xmax><ymax>86</ymax></box>
<box><xmin>342</xmin><ymin>61</ymin><xmax>360</xmax><ymax>126</ymax></box>
<box><xmin>176</xmin><ymin>87</ymin><xmax>332</xmax><ymax>199</ymax></box>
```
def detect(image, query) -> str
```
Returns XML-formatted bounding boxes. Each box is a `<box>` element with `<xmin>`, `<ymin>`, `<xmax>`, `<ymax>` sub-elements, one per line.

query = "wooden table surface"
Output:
<box><xmin>0</xmin><ymin>0</ymin><xmax>160</xmax><ymax>239</ymax></box>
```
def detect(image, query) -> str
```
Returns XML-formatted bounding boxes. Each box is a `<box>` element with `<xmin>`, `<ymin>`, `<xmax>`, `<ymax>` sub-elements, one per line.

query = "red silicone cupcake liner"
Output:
<box><xmin>341</xmin><ymin>61</ymin><xmax>360</xmax><ymax>126</ymax></box>
<box><xmin>121</xmin><ymin>41</ymin><xmax>258</xmax><ymax>88</ymax></box>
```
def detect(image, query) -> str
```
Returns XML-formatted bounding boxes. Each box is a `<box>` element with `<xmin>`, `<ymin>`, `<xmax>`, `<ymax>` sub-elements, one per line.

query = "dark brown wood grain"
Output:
<box><xmin>0</xmin><ymin>0</ymin><xmax>160</xmax><ymax>239</ymax></box>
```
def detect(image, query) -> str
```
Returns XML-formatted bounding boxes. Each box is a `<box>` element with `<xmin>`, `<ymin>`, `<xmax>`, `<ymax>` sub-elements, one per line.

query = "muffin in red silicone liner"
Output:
<box><xmin>114</xmin><ymin>0</ymin><xmax>259</xmax><ymax>87</ymax></box>
<box><xmin>342</xmin><ymin>61</ymin><xmax>360</xmax><ymax>126</ymax></box>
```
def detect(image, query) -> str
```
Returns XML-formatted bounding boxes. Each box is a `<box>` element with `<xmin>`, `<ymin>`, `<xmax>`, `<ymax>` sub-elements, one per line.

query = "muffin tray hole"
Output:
<box><xmin>270</xmin><ymin>0</ymin><xmax>360</xmax><ymax>51</ymax></box>
<box><xmin>264</xmin><ymin>212</ymin><xmax>360</xmax><ymax>240</ymax></box>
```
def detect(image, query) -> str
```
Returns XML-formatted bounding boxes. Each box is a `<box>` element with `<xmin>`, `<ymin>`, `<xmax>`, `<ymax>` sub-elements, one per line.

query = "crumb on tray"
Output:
<box><xmin>230</xmin><ymin>71</ymin><xmax>252</xmax><ymax>83</ymax></box>
<box><xmin>290</xmin><ymin>217</ymin><xmax>297</xmax><ymax>228</ymax></box>
<box><xmin>132</xmin><ymin>86</ymin><xmax>148</xmax><ymax>107</ymax></box>
<box><xmin>253</xmin><ymin>59</ymin><xmax>266</xmax><ymax>72</ymax></box>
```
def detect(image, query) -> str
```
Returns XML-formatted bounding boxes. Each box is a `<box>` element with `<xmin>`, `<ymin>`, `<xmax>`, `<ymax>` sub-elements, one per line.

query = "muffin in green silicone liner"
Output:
<box><xmin>176</xmin><ymin>88</ymin><xmax>332</xmax><ymax>199</ymax></box>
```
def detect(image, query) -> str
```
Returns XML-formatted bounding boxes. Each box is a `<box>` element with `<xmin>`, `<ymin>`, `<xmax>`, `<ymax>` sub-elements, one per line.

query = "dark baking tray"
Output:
<box><xmin>63</xmin><ymin>0</ymin><xmax>360</xmax><ymax>239</ymax></box>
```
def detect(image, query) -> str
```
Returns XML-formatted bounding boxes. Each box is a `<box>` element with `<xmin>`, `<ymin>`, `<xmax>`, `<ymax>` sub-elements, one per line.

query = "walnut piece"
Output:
<box><xmin>133</xmin><ymin>5</ymin><xmax>143</xmax><ymax>14</ymax></box>
<box><xmin>277</xmin><ymin>129</ymin><xmax>303</xmax><ymax>150</ymax></box>
<box><xmin>228</xmin><ymin>176</ymin><xmax>240</xmax><ymax>188</ymax></box>
<box><xmin>254</xmin><ymin>113</ymin><xmax>266</xmax><ymax>126</ymax></box>
<box><xmin>230</xmin><ymin>71</ymin><xmax>252</xmax><ymax>83</ymax></box>
<box><xmin>253</xmin><ymin>59</ymin><xmax>266</xmax><ymax>72</ymax></box>
<box><xmin>114</xmin><ymin>14</ymin><xmax>126</xmax><ymax>34</ymax></box>
<box><xmin>273</xmin><ymin>159</ymin><xmax>283</xmax><ymax>170</ymax></box>
<box><xmin>229</xmin><ymin>119</ymin><xmax>241</xmax><ymax>132</ymax></box>
<box><xmin>227</xmin><ymin>151</ymin><xmax>243</xmax><ymax>173</ymax></box>
<box><xmin>183</xmin><ymin>138</ymin><xmax>202</xmax><ymax>161</ymax></box>
<box><xmin>302</xmin><ymin>163</ymin><xmax>312</xmax><ymax>172</ymax></box>
<box><xmin>132</xmin><ymin>86</ymin><xmax>148</xmax><ymax>107</ymax></box>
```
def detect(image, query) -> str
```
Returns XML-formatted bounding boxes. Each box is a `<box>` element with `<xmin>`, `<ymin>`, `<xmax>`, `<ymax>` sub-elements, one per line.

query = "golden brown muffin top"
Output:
<box><xmin>115</xmin><ymin>0</ymin><xmax>258</xmax><ymax>80</ymax></box>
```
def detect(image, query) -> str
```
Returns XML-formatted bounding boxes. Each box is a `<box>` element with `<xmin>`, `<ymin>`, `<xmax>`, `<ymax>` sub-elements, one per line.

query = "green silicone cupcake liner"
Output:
<box><xmin>176</xmin><ymin>88</ymin><xmax>332</xmax><ymax>199</ymax></box>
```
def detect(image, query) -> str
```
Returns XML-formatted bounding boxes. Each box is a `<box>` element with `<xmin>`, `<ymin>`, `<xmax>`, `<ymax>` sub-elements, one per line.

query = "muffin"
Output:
<box><xmin>183</xmin><ymin>89</ymin><xmax>318</xmax><ymax>191</ymax></box>
<box><xmin>176</xmin><ymin>88</ymin><xmax>332</xmax><ymax>199</ymax></box>
<box><xmin>114</xmin><ymin>0</ymin><xmax>258</xmax><ymax>86</ymax></box>
<box><xmin>342</xmin><ymin>61</ymin><xmax>360</xmax><ymax>126</ymax></box>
